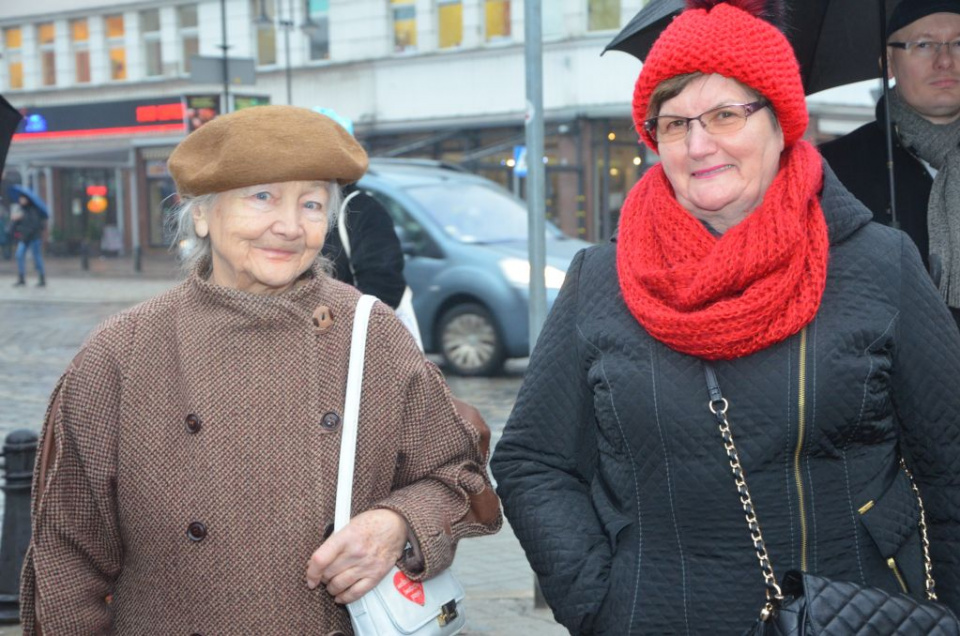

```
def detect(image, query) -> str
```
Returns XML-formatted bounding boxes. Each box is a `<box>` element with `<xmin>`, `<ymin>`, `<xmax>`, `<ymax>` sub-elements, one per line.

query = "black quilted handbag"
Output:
<box><xmin>702</xmin><ymin>364</ymin><xmax>960</xmax><ymax>636</ymax></box>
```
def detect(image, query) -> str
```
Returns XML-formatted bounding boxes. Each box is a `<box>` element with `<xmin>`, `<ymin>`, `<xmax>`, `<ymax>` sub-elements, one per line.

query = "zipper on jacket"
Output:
<box><xmin>794</xmin><ymin>326</ymin><xmax>809</xmax><ymax>571</ymax></box>
<box><xmin>887</xmin><ymin>557</ymin><xmax>909</xmax><ymax>593</ymax></box>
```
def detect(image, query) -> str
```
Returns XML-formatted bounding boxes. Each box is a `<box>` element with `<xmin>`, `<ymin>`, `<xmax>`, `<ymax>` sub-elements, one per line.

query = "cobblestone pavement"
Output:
<box><xmin>0</xmin><ymin>256</ymin><xmax>565</xmax><ymax>635</ymax></box>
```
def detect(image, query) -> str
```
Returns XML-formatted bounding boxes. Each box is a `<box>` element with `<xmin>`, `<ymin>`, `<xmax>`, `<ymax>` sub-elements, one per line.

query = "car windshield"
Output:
<box><xmin>405</xmin><ymin>182</ymin><xmax>530</xmax><ymax>243</ymax></box>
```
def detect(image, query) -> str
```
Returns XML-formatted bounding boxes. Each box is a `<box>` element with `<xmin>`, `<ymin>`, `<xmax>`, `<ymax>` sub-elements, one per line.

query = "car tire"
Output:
<box><xmin>437</xmin><ymin>303</ymin><xmax>506</xmax><ymax>377</ymax></box>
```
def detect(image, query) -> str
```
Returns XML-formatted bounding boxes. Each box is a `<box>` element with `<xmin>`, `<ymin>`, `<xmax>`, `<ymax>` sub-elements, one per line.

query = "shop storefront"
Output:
<box><xmin>8</xmin><ymin>95</ymin><xmax>188</xmax><ymax>257</ymax></box>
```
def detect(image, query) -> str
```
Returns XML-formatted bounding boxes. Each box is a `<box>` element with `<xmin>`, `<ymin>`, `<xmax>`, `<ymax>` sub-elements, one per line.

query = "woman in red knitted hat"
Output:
<box><xmin>492</xmin><ymin>0</ymin><xmax>960</xmax><ymax>632</ymax></box>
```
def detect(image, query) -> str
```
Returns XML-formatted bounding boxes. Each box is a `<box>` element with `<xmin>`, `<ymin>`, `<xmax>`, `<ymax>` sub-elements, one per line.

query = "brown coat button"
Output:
<box><xmin>320</xmin><ymin>412</ymin><xmax>341</xmax><ymax>431</ymax></box>
<box><xmin>184</xmin><ymin>414</ymin><xmax>202</xmax><ymax>434</ymax></box>
<box><xmin>187</xmin><ymin>522</ymin><xmax>207</xmax><ymax>541</ymax></box>
<box><xmin>312</xmin><ymin>305</ymin><xmax>334</xmax><ymax>332</ymax></box>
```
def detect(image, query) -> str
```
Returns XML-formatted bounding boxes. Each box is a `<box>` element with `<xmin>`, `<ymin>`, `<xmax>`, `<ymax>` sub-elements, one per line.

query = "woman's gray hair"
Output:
<box><xmin>168</xmin><ymin>181</ymin><xmax>343</xmax><ymax>275</ymax></box>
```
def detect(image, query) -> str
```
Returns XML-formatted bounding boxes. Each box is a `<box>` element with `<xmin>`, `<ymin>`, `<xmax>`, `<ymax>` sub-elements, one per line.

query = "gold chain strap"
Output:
<box><xmin>708</xmin><ymin>397</ymin><xmax>784</xmax><ymax>620</ymax></box>
<box><xmin>707</xmin><ymin>378</ymin><xmax>940</xmax><ymax>622</ymax></box>
<box><xmin>901</xmin><ymin>460</ymin><xmax>939</xmax><ymax>601</ymax></box>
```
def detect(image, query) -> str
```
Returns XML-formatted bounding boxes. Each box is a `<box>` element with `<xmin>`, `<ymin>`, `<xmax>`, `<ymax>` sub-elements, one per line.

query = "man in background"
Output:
<box><xmin>820</xmin><ymin>0</ymin><xmax>960</xmax><ymax>328</ymax></box>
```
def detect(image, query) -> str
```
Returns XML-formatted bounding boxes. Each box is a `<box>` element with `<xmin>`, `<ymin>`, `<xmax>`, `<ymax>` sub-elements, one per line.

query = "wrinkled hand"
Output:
<box><xmin>305</xmin><ymin>509</ymin><xmax>409</xmax><ymax>604</ymax></box>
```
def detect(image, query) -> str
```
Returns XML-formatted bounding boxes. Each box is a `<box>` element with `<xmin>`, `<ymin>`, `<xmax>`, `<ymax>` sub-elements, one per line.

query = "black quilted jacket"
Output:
<box><xmin>491</xmin><ymin>165</ymin><xmax>960</xmax><ymax>635</ymax></box>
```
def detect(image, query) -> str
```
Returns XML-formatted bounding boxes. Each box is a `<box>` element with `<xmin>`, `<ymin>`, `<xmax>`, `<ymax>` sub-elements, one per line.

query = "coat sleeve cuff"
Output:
<box><xmin>374</xmin><ymin>480</ymin><xmax>461</xmax><ymax>580</ymax></box>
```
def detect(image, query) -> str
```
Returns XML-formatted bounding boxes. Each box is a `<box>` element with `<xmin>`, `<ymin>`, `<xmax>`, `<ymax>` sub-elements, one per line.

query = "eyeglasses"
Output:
<box><xmin>643</xmin><ymin>101</ymin><xmax>769</xmax><ymax>144</ymax></box>
<box><xmin>887</xmin><ymin>39</ymin><xmax>960</xmax><ymax>58</ymax></box>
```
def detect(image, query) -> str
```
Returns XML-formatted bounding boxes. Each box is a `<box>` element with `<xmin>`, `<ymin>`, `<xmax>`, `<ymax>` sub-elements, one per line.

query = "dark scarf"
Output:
<box><xmin>616</xmin><ymin>141</ymin><xmax>829</xmax><ymax>360</ymax></box>
<box><xmin>889</xmin><ymin>89</ymin><xmax>960</xmax><ymax>307</ymax></box>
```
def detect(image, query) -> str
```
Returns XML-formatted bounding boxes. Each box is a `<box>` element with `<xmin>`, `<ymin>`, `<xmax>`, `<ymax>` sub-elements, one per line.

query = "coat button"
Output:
<box><xmin>320</xmin><ymin>412</ymin><xmax>341</xmax><ymax>431</ymax></box>
<box><xmin>184</xmin><ymin>414</ymin><xmax>202</xmax><ymax>434</ymax></box>
<box><xmin>312</xmin><ymin>305</ymin><xmax>334</xmax><ymax>332</ymax></box>
<box><xmin>187</xmin><ymin>522</ymin><xmax>207</xmax><ymax>541</ymax></box>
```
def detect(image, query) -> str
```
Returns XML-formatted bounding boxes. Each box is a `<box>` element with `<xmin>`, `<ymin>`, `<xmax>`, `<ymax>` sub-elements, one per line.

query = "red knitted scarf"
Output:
<box><xmin>616</xmin><ymin>141</ymin><xmax>829</xmax><ymax>360</ymax></box>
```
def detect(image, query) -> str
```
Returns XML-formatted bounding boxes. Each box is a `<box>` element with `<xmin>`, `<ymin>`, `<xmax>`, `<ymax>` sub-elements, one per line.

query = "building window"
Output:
<box><xmin>306</xmin><ymin>0</ymin><xmax>330</xmax><ymax>60</ymax></box>
<box><xmin>38</xmin><ymin>23</ymin><xmax>56</xmax><ymax>86</ymax></box>
<box><xmin>71</xmin><ymin>19</ymin><xmax>90</xmax><ymax>83</ymax></box>
<box><xmin>588</xmin><ymin>0</ymin><xmax>620</xmax><ymax>31</ymax></box>
<box><xmin>253</xmin><ymin>0</ymin><xmax>277</xmax><ymax>66</ymax></box>
<box><xmin>105</xmin><ymin>14</ymin><xmax>126</xmax><ymax>80</ymax></box>
<box><xmin>485</xmin><ymin>0</ymin><xmax>510</xmax><ymax>41</ymax></box>
<box><xmin>438</xmin><ymin>0</ymin><xmax>462</xmax><ymax>49</ymax></box>
<box><xmin>141</xmin><ymin>9</ymin><xmax>163</xmax><ymax>77</ymax></box>
<box><xmin>4</xmin><ymin>27</ymin><xmax>23</xmax><ymax>90</ymax></box>
<box><xmin>392</xmin><ymin>0</ymin><xmax>417</xmax><ymax>53</ymax></box>
<box><xmin>179</xmin><ymin>5</ymin><xmax>199</xmax><ymax>74</ymax></box>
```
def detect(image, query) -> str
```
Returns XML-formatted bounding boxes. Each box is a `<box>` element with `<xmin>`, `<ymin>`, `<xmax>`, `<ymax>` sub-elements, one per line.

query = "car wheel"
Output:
<box><xmin>437</xmin><ymin>303</ymin><xmax>506</xmax><ymax>377</ymax></box>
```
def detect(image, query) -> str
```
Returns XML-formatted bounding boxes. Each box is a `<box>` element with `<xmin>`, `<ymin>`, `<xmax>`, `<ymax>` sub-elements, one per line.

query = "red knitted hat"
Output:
<box><xmin>633</xmin><ymin>0</ymin><xmax>807</xmax><ymax>152</ymax></box>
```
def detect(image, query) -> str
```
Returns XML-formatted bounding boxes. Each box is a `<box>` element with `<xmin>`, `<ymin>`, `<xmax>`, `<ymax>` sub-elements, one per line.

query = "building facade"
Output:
<box><xmin>0</xmin><ymin>0</ymin><xmax>655</xmax><ymax>259</ymax></box>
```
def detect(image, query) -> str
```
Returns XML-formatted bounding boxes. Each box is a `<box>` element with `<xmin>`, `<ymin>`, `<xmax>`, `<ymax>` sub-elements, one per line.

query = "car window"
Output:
<box><xmin>404</xmin><ymin>182</ymin><xmax>530</xmax><ymax>244</ymax></box>
<box><xmin>362</xmin><ymin>187</ymin><xmax>433</xmax><ymax>255</ymax></box>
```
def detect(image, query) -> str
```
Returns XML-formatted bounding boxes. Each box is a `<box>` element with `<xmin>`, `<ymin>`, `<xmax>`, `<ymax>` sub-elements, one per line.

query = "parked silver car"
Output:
<box><xmin>357</xmin><ymin>159</ymin><xmax>591</xmax><ymax>376</ymax></box>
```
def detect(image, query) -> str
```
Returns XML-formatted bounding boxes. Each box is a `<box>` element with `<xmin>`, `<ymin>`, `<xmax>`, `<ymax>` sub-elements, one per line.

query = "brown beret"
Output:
<box><xmin>168</xmin><ymin>105</ymin><xmax>368</xmax><ymax>197</ymax></box>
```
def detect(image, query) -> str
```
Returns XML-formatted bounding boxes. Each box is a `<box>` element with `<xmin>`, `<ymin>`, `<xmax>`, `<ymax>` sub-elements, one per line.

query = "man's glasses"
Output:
<box><xmin>888</xmin><ymin>39</ymin><xmax>960</xmax><ymax>58</ymax></box>
<box><xmin>643</xmin><ymin>101</ymin><xmax>769</xmax><ymax>144</ymax></box>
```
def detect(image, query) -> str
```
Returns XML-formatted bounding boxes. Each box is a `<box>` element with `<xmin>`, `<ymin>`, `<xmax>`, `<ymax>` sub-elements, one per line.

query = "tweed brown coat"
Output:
<box><xmin>20</xmin><ymin>264</ymin><xmax>500</xmax><ymax>635</ymax></box>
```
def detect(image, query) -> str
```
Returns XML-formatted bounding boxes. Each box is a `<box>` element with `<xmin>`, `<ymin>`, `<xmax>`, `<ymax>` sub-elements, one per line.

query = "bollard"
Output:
<box><xmin>80</xmin><ymin>240</ymin><xmax>90</xmax><ymax>271</ymax></box>
<box><xmin>134</xmin><ymin>245</ymin><xmax>142</xmax><ymax>272</ymax></box>
<box><xmin>0</xmin><ymin>430</ymin><xmax>37</xmax><ymax>623</ymax></box>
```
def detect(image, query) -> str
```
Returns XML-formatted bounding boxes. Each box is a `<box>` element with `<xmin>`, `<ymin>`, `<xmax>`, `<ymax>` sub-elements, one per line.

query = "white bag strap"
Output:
<box><xmin>338</xmin><ymin>190</ymin><xmax>361</xmax><ymax>277</ymax></box>
<box><xmin>334</xmin><ymin>294</ymin><xmax>378</xmax><ymax>531</ymax></box>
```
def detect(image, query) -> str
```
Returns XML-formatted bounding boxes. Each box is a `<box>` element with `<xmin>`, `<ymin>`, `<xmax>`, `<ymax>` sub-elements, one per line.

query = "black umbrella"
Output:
<box><xmin>0</xmin><ymin>95</ymin><xmax>22</xmax><ymax>179</ymax></box>
<box><xmin>604</xmin><ymin>0</ymin><xmax>902</xmax><ymax>224</ymax></box>
<box><xmin>605</xmin><ymin>0</ymin><xmax>898</xmax><ymax>95</ymax></box>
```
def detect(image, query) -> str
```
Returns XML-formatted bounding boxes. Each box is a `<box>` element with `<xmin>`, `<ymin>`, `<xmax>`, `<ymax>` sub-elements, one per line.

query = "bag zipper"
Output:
<box><xmin>887</xmin><ymin>557</ymin><xmax>909</xmax><ymax>593</ymax></box>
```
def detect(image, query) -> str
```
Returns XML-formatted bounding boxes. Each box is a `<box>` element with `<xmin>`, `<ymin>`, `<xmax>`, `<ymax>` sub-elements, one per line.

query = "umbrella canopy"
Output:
<box><xmin>8</xmin><ymin>184</ymin><xmax>49</xmax><ymax>218</ymax></box>
<box><xmin>0</xmin><ymin>95</ymin><xmax>22</xmax><ymax>178</ymax></box>
<box><xmin>604</xmin><ymin>0</ymin><xmax>898</xmax><ymax>96</ymax></box>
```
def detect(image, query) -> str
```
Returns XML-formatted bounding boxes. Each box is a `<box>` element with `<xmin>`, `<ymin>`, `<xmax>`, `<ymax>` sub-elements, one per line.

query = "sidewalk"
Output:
<box><xmin>0</xmin><ymin>253</ymin><xmax>566</xmax><ymax>635</ymax></box>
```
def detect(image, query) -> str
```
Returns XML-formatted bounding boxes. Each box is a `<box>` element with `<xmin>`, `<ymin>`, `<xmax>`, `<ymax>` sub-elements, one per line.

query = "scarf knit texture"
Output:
<box><xmin>888</xmin><ymin>88</ymin><xmax>960</xmax><ymax>308</ymax></box>
<box><xmin>616</xmin><ymin>141</ymin><xmax>829</xmax><ymax>360</ymax></box>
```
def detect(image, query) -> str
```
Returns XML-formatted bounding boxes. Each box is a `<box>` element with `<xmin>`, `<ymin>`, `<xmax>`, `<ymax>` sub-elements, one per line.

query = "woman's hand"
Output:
<box><xmin>305</xmin><ymin>509</ymin><xmax>409</xmax><ymax>604</ymax></box>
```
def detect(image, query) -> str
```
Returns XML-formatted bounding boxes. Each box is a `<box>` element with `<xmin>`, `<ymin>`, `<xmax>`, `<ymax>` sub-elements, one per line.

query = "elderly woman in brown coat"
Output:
<box><xmin>20</xmin><ymin>105</ymin><xmax>500</xmax><ymax>635</ymax></box>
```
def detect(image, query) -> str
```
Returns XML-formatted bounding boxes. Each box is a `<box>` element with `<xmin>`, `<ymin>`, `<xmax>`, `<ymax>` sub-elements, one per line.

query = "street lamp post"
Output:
<box><xmin>220</xmin><ymin>0</ymin><xmax>230</xmax><ymax>113</ymax></box>
<box><xmin>280</xmin><ymin>0</ymin><xmax>293</xmax><ymax>105</ymax></box>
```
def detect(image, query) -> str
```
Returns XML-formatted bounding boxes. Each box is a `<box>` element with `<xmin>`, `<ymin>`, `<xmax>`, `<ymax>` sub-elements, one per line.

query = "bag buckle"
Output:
<box><xmin>437</xmin><ymin>600</ymin><xmax>459</xmax><ymax>626</ymax></box>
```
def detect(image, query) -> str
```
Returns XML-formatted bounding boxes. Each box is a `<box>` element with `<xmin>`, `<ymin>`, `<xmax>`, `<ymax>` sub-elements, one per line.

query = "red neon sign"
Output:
<box><xmin>86</xmin><ymin>185</ymin><xmax>108</xmax><ymax>196</ymax></box>
<box><xmin>136</xmin><ymin>103</ymin><xmax>184</xmax><ymax>123</ymax></box>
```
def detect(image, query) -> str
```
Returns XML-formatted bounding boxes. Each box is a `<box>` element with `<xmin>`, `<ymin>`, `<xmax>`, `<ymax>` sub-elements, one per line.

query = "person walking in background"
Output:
<box><xmin>492</xmin><ymin>0</ymin><xmax>960</xmax><ymax>633</ymax></box>
<box><xmin>10</xmin><ymin>193</ymin><xmax>45</xmax><ymax>287</ymax></box>
<box><xmin>0</xmin><ymin>196</ymin><xmax>11</xmax><ymax>260</ymax></box>
<box><xmin>323</xmin><ymin>182</ymin><xmax>423</xmax><ymax>348</ymax></box>
<box><xmin>323</xmin><ymin>182</ymin><xmax>406</xmax><ymax>310</ymax></box>
<box><xmin>820</xmin><ymin>0</ymin><xmax>960</xmax><ymax>329</ymax></box>
<box><xmin>20</xmin><ymin>105</ymin><xmax>499</xmax><ymax>634</ymax></box>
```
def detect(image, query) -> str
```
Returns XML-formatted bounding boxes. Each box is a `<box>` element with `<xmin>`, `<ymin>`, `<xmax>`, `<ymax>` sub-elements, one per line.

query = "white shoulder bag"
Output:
<box><xmin>336</xmin><ymin>295</ymin><xmax>466</xmax><ymax>636</ymax></box>
<box><xmin>339</xmin><ymin>192</ymin><xmax>424</xmax><ymax>351</ymax></box>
